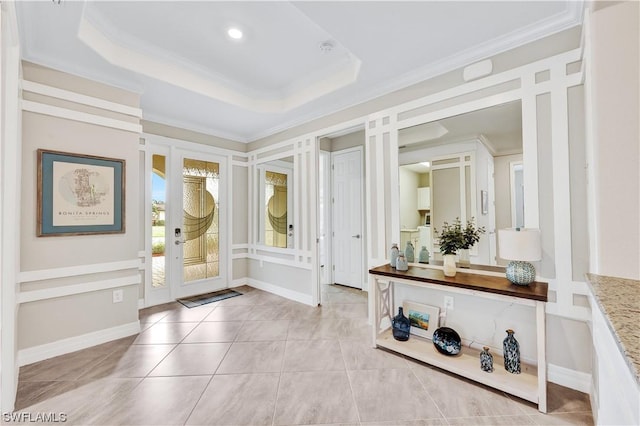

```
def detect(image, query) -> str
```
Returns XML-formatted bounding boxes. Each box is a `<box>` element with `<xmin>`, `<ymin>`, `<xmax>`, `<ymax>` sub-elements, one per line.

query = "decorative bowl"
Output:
<box><xmin>432</xmin><ymin>327</ymin><xmax>462</xmax><ymax>356</ymax></box>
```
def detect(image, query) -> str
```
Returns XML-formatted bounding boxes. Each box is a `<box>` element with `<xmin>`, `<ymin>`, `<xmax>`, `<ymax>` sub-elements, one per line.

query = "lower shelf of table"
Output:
<box><xmin>376</xmin><ymin>329</ymin><xmax>541</xmax><ymax>405</ymax></box>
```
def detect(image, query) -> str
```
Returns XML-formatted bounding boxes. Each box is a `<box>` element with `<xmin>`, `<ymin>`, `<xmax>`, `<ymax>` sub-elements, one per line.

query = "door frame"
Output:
<box><xmin>143</xmin><ymin>135</ymin><xmax>230</xmax><ymax>307</ymax></box>
<box><xmin>330</xmin><ymin>146</ymin><xmax>365</xmax><ymax>289</ymax></box>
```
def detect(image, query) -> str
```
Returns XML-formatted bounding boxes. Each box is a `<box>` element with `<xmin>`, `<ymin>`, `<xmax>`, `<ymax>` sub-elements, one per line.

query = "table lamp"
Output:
<box><xmin>498</xmin><ymin>228</ymin><xmax>541</xmax><ymax>285</ymax></box>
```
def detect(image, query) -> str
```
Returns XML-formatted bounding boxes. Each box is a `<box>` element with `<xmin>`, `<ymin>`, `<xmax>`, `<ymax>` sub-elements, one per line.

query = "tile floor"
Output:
<box><xmin>13</xmin><ymin>285</ymin><xmax>593</xmax><ymax>425</ymax></box>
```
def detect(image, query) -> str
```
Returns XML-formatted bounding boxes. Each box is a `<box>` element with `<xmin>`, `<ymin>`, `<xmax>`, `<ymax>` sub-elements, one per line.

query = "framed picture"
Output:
<box><xmin>481</xmin><ymin>190</ymin><xmax>488</xmax><ymax>215</ymax></box>
<box><xmin>403</xmin><ymin>300</ymin><xmax>440</xmax><ymax>339</ymax></box>
<box><xmin>37</xmin><ymin>149</ymin><xmax>125</xmax><ymax>236</ymax></box>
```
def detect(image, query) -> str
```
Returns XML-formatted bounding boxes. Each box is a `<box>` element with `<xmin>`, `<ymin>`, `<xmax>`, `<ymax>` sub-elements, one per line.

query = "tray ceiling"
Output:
<box><xmin>15</xmin><ymin>1</ymin><xmax>583</xmax><ymax>142</ymax></box>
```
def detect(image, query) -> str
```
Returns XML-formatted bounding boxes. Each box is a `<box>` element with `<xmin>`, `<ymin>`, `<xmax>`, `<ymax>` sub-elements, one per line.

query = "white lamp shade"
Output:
<box><xmin>498</xmin><ymin>228</ymin><xmax>542</xmax><ymax>261</ymax></box>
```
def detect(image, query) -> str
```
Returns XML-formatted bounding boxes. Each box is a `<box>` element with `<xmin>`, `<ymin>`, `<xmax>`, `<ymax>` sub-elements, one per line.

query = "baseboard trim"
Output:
<box><xmin>548</xmin><ymin>363</ymin><xmax>592</xmax><ymax>394</ymax></box>
<box><xmin>246</xmin><ymin>278</ymin><xmax>313</xmax><ymax>306</ymax></box>
<box><xmin>229</xmin><ymin>278</ymin><xmax>248</xmax><ymax>288</ymax></box>
<box><xmin>18</xmin><ymin>321</ymin><xmax>141</xmax><ymax>367</ymax></box>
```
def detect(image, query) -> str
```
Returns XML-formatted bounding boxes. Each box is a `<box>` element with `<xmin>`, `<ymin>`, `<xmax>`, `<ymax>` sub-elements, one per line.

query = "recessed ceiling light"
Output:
<box><xmin>227</xmin><ymin>27</ymin><xmax>243</xmax><ymax>40</ymax></box>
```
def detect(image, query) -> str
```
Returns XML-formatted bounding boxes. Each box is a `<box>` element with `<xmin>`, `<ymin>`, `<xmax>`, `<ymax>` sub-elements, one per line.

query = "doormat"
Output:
<box><xmin>177</xmin><ymin>289</ymin><xmax>242</xmax><ymax>308</ymax></box>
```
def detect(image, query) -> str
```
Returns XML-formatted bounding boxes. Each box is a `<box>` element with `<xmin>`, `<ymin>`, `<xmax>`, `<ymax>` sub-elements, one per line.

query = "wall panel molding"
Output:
<box><xmin>21</xmin><ymin>100</ymin><xmax>142</xmax><ymax>133</ymax></box>
<box><xmin>19</xmin><ymin>259</ymin><xmax>141</xmax><ymax>283</ymax></box>
<box><xmin>21</xmin><ymin>80</ymin><xmax>142</xmax><ymax>118</ymax></box>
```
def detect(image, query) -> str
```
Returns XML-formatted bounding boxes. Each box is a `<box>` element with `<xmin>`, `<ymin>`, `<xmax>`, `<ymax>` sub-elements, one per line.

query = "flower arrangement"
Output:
<box><xmin>435</xmin><ymin>217</ymin><xmax>485</xmax><ymax>255</ymax></box>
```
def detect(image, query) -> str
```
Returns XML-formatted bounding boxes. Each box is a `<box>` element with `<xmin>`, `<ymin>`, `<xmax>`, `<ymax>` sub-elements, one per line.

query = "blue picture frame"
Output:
<box><xmin>37</xmin><ymin>149</ymin><xmax>125</xmax><ymax>236</ymax></box>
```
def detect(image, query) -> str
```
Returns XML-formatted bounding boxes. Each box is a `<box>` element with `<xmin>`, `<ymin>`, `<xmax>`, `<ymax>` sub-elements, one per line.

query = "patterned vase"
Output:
<box><xmin>405</xmin><ymin>241</ymin><xmax>415</xmax><ymax>263</ymax></box>
<box><xmin>389</xmin><ymin>243</ymin><xmax>399</xmax><ymax>268</ymax></box>
<box><xmin>419</xmin><ymin>246</ymin><xmax>430</xmax><ymax>263</ymax></box>
<box><xmin>503</xmin><ymin>329</ymin><xmax>521</xmax><ymax>374</ymax></box>
<box><xmin>392</xmin><ymin>307</ymin><xmax>411</xmax><ymax>341</ymax></box>
<box><xmin>480</xmin><ymin>346</ymin><xmax>494</xmax><ymax>372</ymax></box>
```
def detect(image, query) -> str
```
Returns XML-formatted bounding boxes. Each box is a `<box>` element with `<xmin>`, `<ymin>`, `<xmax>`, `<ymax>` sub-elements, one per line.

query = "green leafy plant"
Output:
<box><xmin>461</xmin><ymin>217</ymin><xmax>485</xmax><ymax>249</ymax></box>
<box><xmin>435</xmin><ymin>217</ymin><xmax>485</xmax><ymax>255</ymax></box>
<box><xmin>435</xmin><ymin>219</ymin><xmax>464</xmax><ymax>255</ymax></box>
<box><xmin>152</xmin><ymin>241</ymin><xmax>165</xmax><ymax>255</ymax></box>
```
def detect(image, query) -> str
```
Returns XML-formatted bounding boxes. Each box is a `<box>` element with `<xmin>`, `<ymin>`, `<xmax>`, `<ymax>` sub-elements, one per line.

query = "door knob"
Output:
<box><xmin>352</xmin><ymin>234</ymin><xmax>361</xmax><ymax>239</ymax></box>
<box><xmin>175</xmin><ymin>240</ymin><xmax>186</xmax><ymax>245</ymax></box>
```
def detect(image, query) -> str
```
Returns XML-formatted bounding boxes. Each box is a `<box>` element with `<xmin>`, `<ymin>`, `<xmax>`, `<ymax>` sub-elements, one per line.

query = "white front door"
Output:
<box><xmin>146</xmin><ymin>145</ymin><xmax>227</xmax><ymax>305</ymax></box>
<box><xmin>332</xmin><ymin>148</ymin><xmax>363</xmax><ymax>289</ymax></box>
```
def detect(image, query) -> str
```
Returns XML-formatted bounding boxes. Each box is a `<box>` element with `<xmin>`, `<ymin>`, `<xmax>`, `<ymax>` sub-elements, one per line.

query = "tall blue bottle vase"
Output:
<box><xmin>503</xmin><ymin>329</ymin><xmax>521</xmax><ymax>374</ymax></box>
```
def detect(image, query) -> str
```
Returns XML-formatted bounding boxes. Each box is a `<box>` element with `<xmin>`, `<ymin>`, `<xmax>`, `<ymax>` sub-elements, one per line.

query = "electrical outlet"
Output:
<box><xmin>443</xmin><ymin>295</ymin><xmax>454</xmax><ymax>311</ymax></box>
<box><xmin>112</xmin><ymin>289</ymin><xmax>124</xmax><ymax>303</ymax></box>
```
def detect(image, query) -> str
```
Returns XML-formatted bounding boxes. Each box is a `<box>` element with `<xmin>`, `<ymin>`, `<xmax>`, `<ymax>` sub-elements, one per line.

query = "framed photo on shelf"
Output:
<box><xmin>37</xmin><ymin>149</ymin><xmax>125</xmax><ymax>237</ymax></box>
<box><xmin>403</xmin><ymin>300</ymin><xmax>440</xmax><ymax>339</ymax></box>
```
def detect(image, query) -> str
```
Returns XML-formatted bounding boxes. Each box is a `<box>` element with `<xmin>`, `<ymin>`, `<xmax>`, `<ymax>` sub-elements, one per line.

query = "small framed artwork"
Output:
<box><xmin>403</xmin><ymin>300</ymin><xmax>440</xmax><ymax>339</ymax></box>
<box><xmin>481</xmin><ymin>190</ymin><xmax>488</xmax><ymax>215</ymax></box>
<box><xmin>37</xmin><ymin>149</ymin><xmax>125</xmax><ymax>236</ymax></box>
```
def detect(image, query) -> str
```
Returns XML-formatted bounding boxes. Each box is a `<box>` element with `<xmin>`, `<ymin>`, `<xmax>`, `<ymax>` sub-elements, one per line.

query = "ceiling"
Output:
<box><xmin>15</xmin><ymin>1</ymin><xmax>583</xmax><ymax>143</ymax></box>
<box><xmin>399</xmin><ymin>100</ymin><xmax>523</xmax><ymax>157</ymax></box>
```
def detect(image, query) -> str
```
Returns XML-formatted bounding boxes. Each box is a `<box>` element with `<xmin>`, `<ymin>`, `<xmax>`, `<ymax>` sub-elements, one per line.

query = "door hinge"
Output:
<box><xmin>332</xmin><ymin>265</ymin><xmax>335</xmax><ymax>271</ymax></box>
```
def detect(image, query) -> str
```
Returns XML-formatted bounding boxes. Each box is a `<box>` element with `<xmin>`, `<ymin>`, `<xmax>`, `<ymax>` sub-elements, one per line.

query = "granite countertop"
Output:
<box><xmin>586</xmin><ymin>273</ymin><xmax>640</xmax><ymax>385</ymax></box>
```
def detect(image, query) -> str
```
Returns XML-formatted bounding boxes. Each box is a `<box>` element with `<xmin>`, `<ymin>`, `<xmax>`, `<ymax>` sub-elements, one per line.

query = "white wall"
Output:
<box><xmin>18</xmin><ymin>62</ymin><xmax>141</xmax><ymax>354</ymax></box>
<box><xmin>399</xmin><ymin>167</ymin><xmax>420</xmax><ymax>229</ymax></box>
<box><xmin>589</xmin><ymin>1</ymin><xmax>640</xmax><ymax>280</ymax></box>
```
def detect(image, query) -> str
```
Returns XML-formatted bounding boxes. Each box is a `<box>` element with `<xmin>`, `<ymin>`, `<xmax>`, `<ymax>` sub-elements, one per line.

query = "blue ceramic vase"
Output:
<box><xmin>503</xmin><ymin>329</ymin><xmax>521</xmax><ymax>374</ymax></box>
<box><xmin>480</xmin><ymin>346</ymin><xmax>494</xmax><ymax>372</ymax></box>
<box><xmin>390</xmin><ymin>243</ymin><xmax>399</xmax><ymax>268</ymax></box>
<box><xmin>392</xmin><ymin>307</ymin><xmax>410</xmax><ymax>341</ymax></box>
<box><xmin>405</xmin><ymin>241</ymin><xmax>415</xmax><ymax>263</ymax></box>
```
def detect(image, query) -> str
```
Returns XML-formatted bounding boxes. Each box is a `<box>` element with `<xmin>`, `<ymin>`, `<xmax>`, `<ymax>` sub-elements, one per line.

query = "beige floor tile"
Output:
<box><xmin>326</xmin><ymin>303</ymin><xmax>369</xmax><ymax>319</ymax></box>
<box><xmin>273</xmin><ymin>371</ymin><xmax>359</xmax><ymax>425</ymax></box>
<box><xmin>186</xmin><ymin>373</ymin><xmax>280</xmax><ymax>425</ymax></box>
<box><xmin>157</xmin><ymin>305</ymin><xmax>216</xmax><ymax>322</ymax></box>
<box><xmin>361</xmin><ymin>420</ymin><xmax>448</xmax><ymax>426</ymax></box>
<box><xmin>528</xmin><ymin>412</ymin><xmax>594</xmax><ymax>425</ymax></box>
<box><xmin>283</xmin><ymin>339</ymin><xmax>345</xmax><ymax>372</ymax></box>
<box><xmin>348</xmin><ymin>368</ymin><xmax>443</xmax><ymax>423</ymax></box>
<box><xmin>447</xmin><ymin>415</ymin><xmax>535</xmax><ymax>425</ymax></box>
<box><xmin>15</xmin><ymin>378</ymin><xmax>141</xmax><ymax>425</ymax></box>
<box><xmin>236</xmin><ymin>319</ymin><xmax>290</xmax><ymax>341</ymax></box>
<box><xmin>216</xmin><ymin>341</ymin><xmax>285</xmax><ymax>374</ymax></box>
<box><xmin>411</xmin><ymin>362</ymin><xmax>525</xmax><ymax>418</ymax></box>
<box><xmin>325</xmin><ymin>291</ymin><xmax>368</xmax><ymax>305</ymax></box>
<box><xmin>77</xmin><ymin>344</ymin><xmax>175</xmax><ymax>379</ymax></box>
<box><xmin>133</xmin><ymin>321</ymin><xmax>199</xmax><ymax>344</ymax></box>
<box><xmin>340</xmin><ymin>339</ymin><xmax>409</xmax><ymax>370</ymax></box>
<box><xmin>18</xmin><ymin>346</ymin><xmax>113</xmax><ymax>382</ymax></box>
<box><xmin>149</xmin><ymin>343</ymin><xmax>230</xmax><ymax>376</ymax></box>
<box><xmin>138</xmin><ymin>302</ymin><xmax>181</xmax><ymax>322</ymax></box>
<box><xmin>86</xmin><ymin>376</ymin><xmax>210</xmax><ymax>425</ymax></box>
<box><xmin>204</xmin><ymin>305</ymin><xmax>256</xmax><ymax>321</ymax></box>
<box><xmin>181</xmin><ymin>320</ymin><xmax>244</xmax><ymax>343</ymax></box>
<box><xmin>287</xmin><ymin>318</ymin><xmax>344</xmax><ymax>340</ymax></box>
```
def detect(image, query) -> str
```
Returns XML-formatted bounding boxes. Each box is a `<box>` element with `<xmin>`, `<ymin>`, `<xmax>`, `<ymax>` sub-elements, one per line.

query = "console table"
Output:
<box><xmin>369</xmin><ymin>264</ymin><xmax>549</xmax><ymax>412</ymax></box>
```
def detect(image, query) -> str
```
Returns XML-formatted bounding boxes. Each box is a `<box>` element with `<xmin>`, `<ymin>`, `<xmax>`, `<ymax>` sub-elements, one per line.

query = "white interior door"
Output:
<box><xmin>332</xmin><ymin>148</ymin><xmax>363</xmax><ymax>289</ymax></box>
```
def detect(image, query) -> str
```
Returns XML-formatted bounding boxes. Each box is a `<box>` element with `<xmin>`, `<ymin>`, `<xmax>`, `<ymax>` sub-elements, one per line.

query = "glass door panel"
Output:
<box><xmin>181</xmin><ymin>158</ymin><xmax>220</xmax><ymax>285</ymax></box>
<box><xmin>151</xmin><ymin>154</ymin><xmax>167</xmax><ymax>289</ymax></box>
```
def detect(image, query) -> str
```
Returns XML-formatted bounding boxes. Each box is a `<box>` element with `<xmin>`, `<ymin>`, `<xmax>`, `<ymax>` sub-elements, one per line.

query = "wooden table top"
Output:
<box><xmin>369</xmin><ymin>264</ymin><xmax>548</xmax><ymax>302</ymax></box>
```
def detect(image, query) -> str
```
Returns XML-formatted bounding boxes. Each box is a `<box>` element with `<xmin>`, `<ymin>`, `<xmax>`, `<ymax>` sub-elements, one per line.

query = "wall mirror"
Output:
<box><xmin>257</xmin><ymin>157</ymin><xmax>294</xmax><ymax>248</ymax></box>
<box><xmin>398</xmin><ymin>100</ymin><xmax>523</xmax><ymax>266</ymax></box>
